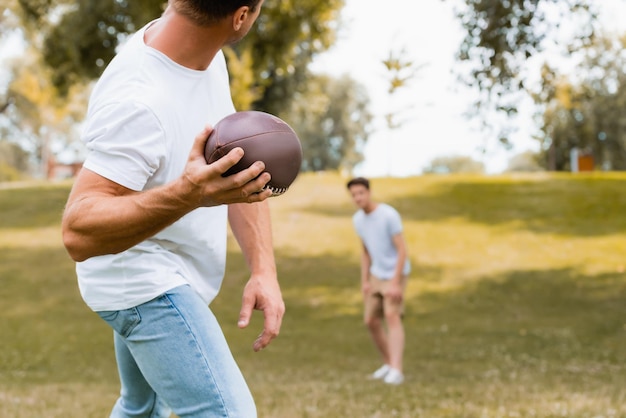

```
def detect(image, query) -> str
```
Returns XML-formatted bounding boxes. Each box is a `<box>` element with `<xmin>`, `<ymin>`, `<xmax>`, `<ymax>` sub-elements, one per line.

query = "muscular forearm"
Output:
<box><xmin>62</xmin><ymin>175</ymin><xmax>196</xmax><ymax>261</ymax></box>
<box><xmin>230</xmin><ymin>201</ymin><xmax>284</xmax><ymax>352</ymax></box>
<box><xmin>62</xmin><ymin>129</ymin><xmax>275</xmax><ymax>262</ymax></box>
<box><xmin>228</xmin><ymin>201</ymin><xmax>276</xmax><ymax>276</ymax></box>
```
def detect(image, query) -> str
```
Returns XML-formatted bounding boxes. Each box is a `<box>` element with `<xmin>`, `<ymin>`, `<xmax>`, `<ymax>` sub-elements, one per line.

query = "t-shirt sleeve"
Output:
<box><xmin>387</xmin><ymin>207</ymin><xmax>404</xmax><ymax>236</ymax></box>
<box><xmin>81</xmin><ymin>101</ymin><xmax>166</xmax><ymax>191</ymax></box>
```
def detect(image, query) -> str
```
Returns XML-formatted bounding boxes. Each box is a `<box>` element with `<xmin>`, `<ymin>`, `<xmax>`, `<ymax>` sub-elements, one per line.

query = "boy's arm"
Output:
<box><xmin>360</xmin><ymin>242</ymin><xmax>372</xmax><ymax>294</ymax></box>
<box><xmin>386</xmin><ymin>232</ymin><xmax>408</xmax><ymax>302</ymax></box>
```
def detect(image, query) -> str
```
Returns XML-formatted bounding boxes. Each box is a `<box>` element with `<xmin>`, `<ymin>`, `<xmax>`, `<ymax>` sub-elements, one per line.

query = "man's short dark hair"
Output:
<box><xmin>346</xmin><ymin>177</ymin><xmax>370</xmax><ymax>190</ymax></box>
<box><xmin>173</xmin><ymin>0</ymin><xmax>262</xmax><ymax>26</ymax></box>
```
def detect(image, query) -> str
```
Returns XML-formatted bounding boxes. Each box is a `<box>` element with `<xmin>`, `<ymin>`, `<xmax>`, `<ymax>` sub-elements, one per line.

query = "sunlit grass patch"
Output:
<box><xmin>3</xmin><ymin>172</ymin><xmax>626</xmax><ymax>417</ymax></box>
<box><xmin>0</xmin><ymin>226</ymin><xmax>62</xmax><ymax>248</ymax></box>
<box><xmin>0</xmin><ymin>182</ymin><xmax>69</xmax><ymax>229</ymax></box>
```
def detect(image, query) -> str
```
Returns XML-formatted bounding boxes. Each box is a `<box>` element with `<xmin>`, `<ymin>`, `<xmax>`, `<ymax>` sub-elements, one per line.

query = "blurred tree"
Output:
<box><xmin>17</xmin><ymin>0</ymin><xmax>345</xmax><ymax>112</ymax></box>
<box><xmin>230</xmin><ymin>0</ymin><xmax>344</xmax><ymax>117</ymax></box>
<box><xmin>505</xmin><ymin>150</ymin><xmax>544</xmax><ymax>172</ymax></box>
<box><xmin>12</xmin><ymin>0</ymin><xmax>370</xmax><ymax>171</ymax></box>
<box><xmin>3</xmin><ymin>48</ymin><xmax>88</xmax><ymax>177</ymax></box>
<box><xmin>223</xmin><ymin>47</ymin><xmax>261</xmax><ymax>112</ymax></box>
<box><xmin>0</xmin><ymin>140</ymin><xmax>30</xmax><ymax>180</ymax></box>
<box><xmin>0</xmin><ymin>0</ymin><xmax>21</xmax><ymax>37</ymax></box>
<box><xmin>0</xmin><ymin>0</ymin><xmax>20</xmax><ymax>112</ymax></box>
<box><xmin>381</xmin><ymin>48</ymin><xmax>424</xmax><ymax>131</ymax></box>
<box><xmin>533</xmin><ymin>34</ymin><xmax>626</xmax><ymax>170</ymax></box>
<box><xmin>423</xmin><ymin>155</ymin><xmax>485</xmax><ymax>174</ymax></box>
<box><xmin>380</xmin><ymin>47</ymin><xmax>425</xmax><ymax>175</ymax></box>
<box><xmin>451</xmin><ymin>0</ymin><xmax>601</xmax><ymax>145</ymax></box>
<box><xmin>1</xmin><ymin>0</ymin><xmax>90</xmax><ymax>177</ymax></box>
<box><xmin>532</xmin><ymin>69</ymin><xmax>583</xmax><ymax>171</ymax></box>
<box><xmin>35</xmin><ymin>0</ymin><xmax>165</xmax><ymax>95</ymax></box>
<box><xmin>285</xmin><ymin>74</ymin><xmax>372</xmax><ymax>172</ymax></box>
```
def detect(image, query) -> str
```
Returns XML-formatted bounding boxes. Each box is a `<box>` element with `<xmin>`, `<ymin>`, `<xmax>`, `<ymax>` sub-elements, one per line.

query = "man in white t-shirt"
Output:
<box><xmin>347</xmin><ymin>177</ymin><xmax>411</xmax><ymax>385</ymax></box>
<box><xmin>61</xmin><ymin>1</ymin><xmax>282</xmax><ymax>416</ymax></box>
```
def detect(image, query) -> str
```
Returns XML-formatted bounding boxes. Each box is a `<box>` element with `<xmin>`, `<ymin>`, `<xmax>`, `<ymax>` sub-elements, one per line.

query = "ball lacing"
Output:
<box><xmin>265</xmin><ymin>185</ymin><xmax>288</xmax><ymax>196</ymax></box>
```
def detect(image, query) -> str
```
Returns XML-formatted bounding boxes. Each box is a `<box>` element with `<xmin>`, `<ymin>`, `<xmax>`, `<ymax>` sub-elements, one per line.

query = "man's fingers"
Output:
<box><xmin>253</xmin><ymin>324</ymin><xmax>280</xmax><ymax>352</ymax></box>
<box><xmin>238</xmin><ymin>294</ymin><xmax>254</xmax><ymax>329</ymax></box>
<box><xmin>239</xmin><ymin>171</ymin><xmax>272</xmax><ymax>196</ymax></box>
<box><xmin>253</xmin><ymin>333</ymin><xmax>271</xmax><ymax>352</ymax></box>
<box><xmin>209</xmin><ymin>147</ymin><xmax>245</xmax><ymax>175</ymax></box>
<box><xmin>209</xmin><ymin>149</ymin><xmax>272</xmax><ymax>192</ymax></box>
<box><xmin>252</xmin><ymin>307</ymin><xmax>283</xmax><ymax>352</ymax></box>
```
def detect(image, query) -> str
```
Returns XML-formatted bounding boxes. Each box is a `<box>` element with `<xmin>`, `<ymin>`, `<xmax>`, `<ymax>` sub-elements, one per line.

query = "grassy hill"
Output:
<box><xmin>1</xmin><ymin>172</ymin><xmax>626</xmax><ymax>417</ymax></box>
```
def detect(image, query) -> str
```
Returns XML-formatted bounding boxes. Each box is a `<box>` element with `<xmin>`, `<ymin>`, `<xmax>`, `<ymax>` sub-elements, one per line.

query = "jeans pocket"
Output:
<box><xmin>97</xmin><ymin>307</ymin><xmax>141</xmax><ymax>338</ymax></box>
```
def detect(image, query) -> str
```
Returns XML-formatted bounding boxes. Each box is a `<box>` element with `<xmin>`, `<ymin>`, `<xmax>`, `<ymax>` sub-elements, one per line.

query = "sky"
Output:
<box><xmin>311</xmin><ymin>0</ymin><xmax>515</xmax><ymax>176</ymax></box>
<box><xmin>311</xmin><ymin>0</ymin><xmax>626</xmax><ymax>177</ymax></box>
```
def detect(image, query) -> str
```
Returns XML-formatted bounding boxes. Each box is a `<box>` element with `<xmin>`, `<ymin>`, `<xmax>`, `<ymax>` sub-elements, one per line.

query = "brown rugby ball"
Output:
<box><xmin>204</xmin><ymin>111</ymin><xmax>302</xmax><ymax>196</ymax></box>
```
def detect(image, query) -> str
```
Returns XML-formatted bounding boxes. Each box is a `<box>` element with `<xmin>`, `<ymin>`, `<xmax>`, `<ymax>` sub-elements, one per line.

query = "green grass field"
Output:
<box><xmin>2</xmin><ymin>172</ymin><xmax>626</xmax><ymax>417</ymax></box>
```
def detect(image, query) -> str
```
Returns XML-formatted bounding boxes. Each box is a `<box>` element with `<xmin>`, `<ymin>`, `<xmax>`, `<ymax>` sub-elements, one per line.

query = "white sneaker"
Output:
<box><xmin>369</xmin><ymin>364</ymin><xmax>391</xmax><ymax>380</ymax></box>
<box><xmin>383</xmin><ymin>368</ymin><xmax>404</xmax><ymax>385</ymax></box>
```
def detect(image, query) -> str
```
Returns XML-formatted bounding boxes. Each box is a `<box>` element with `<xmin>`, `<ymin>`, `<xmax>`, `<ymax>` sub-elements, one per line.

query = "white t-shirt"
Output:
<box><xmin>76</xmin><ymin>20</ymin><xmax>236</xmax><ymax>311</ymax></box>
<box><xmin>353</xmin><ymin>203</ymin><xmax>411</xmax><ymax>280</ymax></box>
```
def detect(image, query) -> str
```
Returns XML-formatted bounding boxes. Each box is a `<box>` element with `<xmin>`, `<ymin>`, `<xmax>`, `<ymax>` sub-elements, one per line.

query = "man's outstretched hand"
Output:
<box><xmin>238</xmin><ymin>273</ymin><xmax>285</xmax><ymax>352</ymax></box>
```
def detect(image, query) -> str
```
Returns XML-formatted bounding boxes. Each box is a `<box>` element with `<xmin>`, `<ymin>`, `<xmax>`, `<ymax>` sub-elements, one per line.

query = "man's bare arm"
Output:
<box><xmin>62</xmin><ymin>126</ymin><xmax>272</xmax><ymax>262</ymax></box>
<box><xmin>228</xmin><ymin>201</ymin><xmax>285</xmax><ymax>352</ymax></box>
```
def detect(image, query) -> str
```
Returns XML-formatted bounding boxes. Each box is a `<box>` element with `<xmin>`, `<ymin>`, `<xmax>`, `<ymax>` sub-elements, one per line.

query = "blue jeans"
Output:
<box><xmin>97</xmin><ymin>284</ymin><xmax>256</xmax><ymax>418</ymax></box>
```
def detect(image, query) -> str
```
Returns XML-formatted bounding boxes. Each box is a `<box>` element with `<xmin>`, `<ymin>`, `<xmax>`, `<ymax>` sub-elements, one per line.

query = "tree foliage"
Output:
<box><xmin>3</xmin><ymin>47</ymin><xmax>88</xmax><ymax>176</ymax></box>
<box><xmin>505</xmin><ymin>150</ymin><xmax>544</xmax><ymax>172</ymax></box>
<box><xmin>534</xmin><ymin>34</ymin><xmax>626</xmax><ymax>170</ymax></box>
<box><xmin>9</xmin><ymin>0</ymin><xmax>371</xmax><ymax>172</ymax></box>
<box><xmin>0</xmin><ymin>141</ymin><xmax>30</xmax><ymax>180</ymax></box>
<box><xmin>381</xmin><ymin>47</ymin><xmax>425</xmax><ymax>131</ymax></box>
<box><xmin>286</xmin><ymin>74</ymin><xmax>372</xmax><ymax>172</ymax></box>
<box><xmin>0</xmin><ymin>1</ymin><xmax>88</xmax><ymax>178</ymax></box>
<box><xmin>452</xmin><ymin>0</ymin><xmax>600</xmax><ymax>144</ymax></box>
<box><xmin>20</xmin><ymin>0</ymin><xmax>164</xmax><ymax>95</ymax></box>
<box><xmin>423</xmin><ymin>155</ymin><xmax>485</xmax><ymax>174</ymax></box>
<box><xmin>16</xmin><ymin>0</ymin><xmax>344</xmax><ymax>109</ymax></box>
<box><xmin>230</xmin><ymin>0</ymin><xmax>344</xmax><ymax>117</ymax></box>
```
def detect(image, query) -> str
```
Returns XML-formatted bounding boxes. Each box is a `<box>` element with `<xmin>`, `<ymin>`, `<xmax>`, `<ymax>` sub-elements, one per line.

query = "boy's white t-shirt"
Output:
<box><xmin>76</xmin><ymin>21</ymin><xmax>236</xmax><ymax>311</ymax></box>
<box><xmin>353</xmin><ymin>203</ymin><xmax>411</xmax><ymax>280</ymax></box>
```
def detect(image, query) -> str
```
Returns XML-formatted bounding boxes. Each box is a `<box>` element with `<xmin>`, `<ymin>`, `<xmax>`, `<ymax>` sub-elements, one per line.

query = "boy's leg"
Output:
<box><xmin>98</xmin><ymin>284</ymin><xmax>256</xmax><ymax>418</ymax></box>
<box><xmin>382</xmin><ymin>276</ymin><xmax>407</xmax><ymax>373</ymax></box>
<box><xmin>384</xmin><ymin>310</ymin><xmax>405</xmax><ymax>373</ymax></box>
<box><xmin>364</xmin><ymin>277</ymin><xmax>389</xmax><ymax>365</ymax></box>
